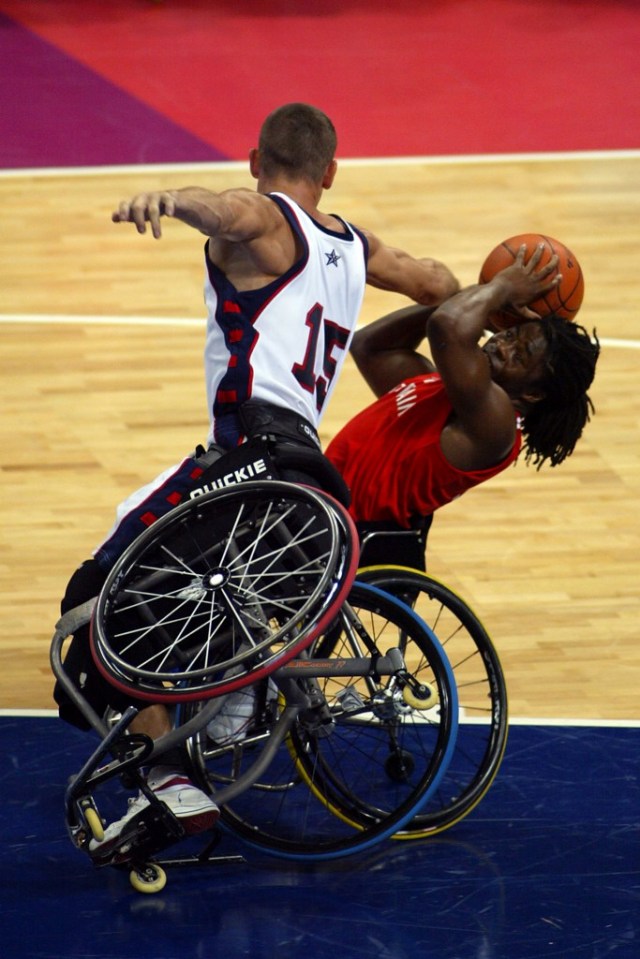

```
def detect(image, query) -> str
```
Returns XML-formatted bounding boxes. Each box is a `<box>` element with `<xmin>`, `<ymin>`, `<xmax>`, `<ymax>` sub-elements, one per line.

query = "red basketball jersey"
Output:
<box><xmin>326</xmin><ymin>374</ymin><xmax>521</xmax><ymax>526</ymax></box>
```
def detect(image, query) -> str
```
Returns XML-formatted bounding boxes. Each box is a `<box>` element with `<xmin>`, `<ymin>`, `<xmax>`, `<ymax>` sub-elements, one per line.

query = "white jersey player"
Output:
<box><xmin>58</xmin><ymin>104</ymin><xmax>458</xmax><ymax>776</ymax></box>
<box><xmin>203</xmin><ymin>192</ymin><xmax>367</xmax><ymax>448</ymax></box>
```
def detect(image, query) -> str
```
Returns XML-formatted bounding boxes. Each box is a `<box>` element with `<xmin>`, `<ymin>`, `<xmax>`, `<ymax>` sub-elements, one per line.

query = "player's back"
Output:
<box><xmin>203</xmin><ymin>193</ymin><xmax>368</xmax><ymax>446</ymax></box>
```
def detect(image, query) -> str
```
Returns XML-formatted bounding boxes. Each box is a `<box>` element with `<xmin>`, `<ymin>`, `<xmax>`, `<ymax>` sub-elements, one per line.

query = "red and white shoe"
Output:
<box><xmin>89</xmin><ymin>770</ymin><xmax>219</xmax><ymax>861</ymax></box>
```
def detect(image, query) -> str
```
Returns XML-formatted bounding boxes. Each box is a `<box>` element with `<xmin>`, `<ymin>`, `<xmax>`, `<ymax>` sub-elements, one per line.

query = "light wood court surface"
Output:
<box><xmin>1</xmin><ymin>154</ymin><xmax>638</xmax><ymax>719</ymax></box>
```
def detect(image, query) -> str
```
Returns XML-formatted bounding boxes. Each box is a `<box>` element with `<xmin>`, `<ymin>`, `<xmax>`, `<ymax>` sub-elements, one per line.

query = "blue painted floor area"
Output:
<box><xmin>2</xmin><ymin>716</ymin><xmax>638</xmax><ymax>959</ymax></box>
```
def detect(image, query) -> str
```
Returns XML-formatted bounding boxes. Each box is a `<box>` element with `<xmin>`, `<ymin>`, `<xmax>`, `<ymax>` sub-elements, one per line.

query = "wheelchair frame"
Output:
<box><xmin>50</xmin><ymin>482</ymin><xmax>462</xmax><ymax>891</ymax></box>
<box><xmin>50</xmin><ymin>478</ymin><xmax>509</xmax><ymax>892</ymax></box>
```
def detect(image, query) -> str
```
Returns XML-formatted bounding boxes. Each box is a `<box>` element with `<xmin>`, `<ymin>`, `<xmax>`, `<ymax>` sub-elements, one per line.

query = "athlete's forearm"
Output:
<box><xmin>362</xmin><ymin>230</ymin><xmax>459</xmax><ymax>305</ymax></box>
<box><xmin>167</xmin><ymin>187</ymin><xmax>238</xmax><ymax>237</ymax></box>
<box><xmin>426</xmin><ymin>283</ymin><xmax>498</xmax><ymax>352</ymax></box>
<box><xmin>352</xmin><ymin>304</ymin><xmax>436</xmax><ymax>357</ymax></box>
<box><xmin>351</xmin><ymin>305</ymin><xmax>438</xmax><ymax>397</ymax></box>
<box><xmin>410</xmin><ymin>256</ymin><xmax>461</xmax><ymax>305</ymax></box>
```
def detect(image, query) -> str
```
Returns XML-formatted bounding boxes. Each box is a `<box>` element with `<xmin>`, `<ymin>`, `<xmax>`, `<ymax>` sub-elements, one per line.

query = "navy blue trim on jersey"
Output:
<box><xmin>348</xmin><ymin>221</ymin><xmax>370</xmax><ymax>265</ymax></box>
<box><xmin>204</xmin><ymin>215</ymin><xmax>309</xmax><ymax>445</ymax></box>
<box><xmin>270</xmin><ymin>197</ymin><xmax>367</xmax><ymax>271</ymax></box>
<box><xmin>93</xmin><ymin>456</ymin><xmax>205</xmax><ymax>571</ymax></box>
<box><xmin>271</xmin><ymin>195</ymin><xmax>356</xmax><ymax>242</ymax></box>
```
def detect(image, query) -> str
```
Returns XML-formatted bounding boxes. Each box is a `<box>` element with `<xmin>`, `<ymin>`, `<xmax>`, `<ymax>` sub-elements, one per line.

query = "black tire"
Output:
<box><xmin>180</xmin><ymin>582</ymin><xmax>458</xmax><ymax>860</ymax></box>
<box><xmin>90</xmin><ymin>481</ymin><xmax>358</xmax><ymax>702</ymax></box>
<box><xmin>358</xmin><ymin>566</ymin><xmax>508</xmax><ymax>836</ymax></box>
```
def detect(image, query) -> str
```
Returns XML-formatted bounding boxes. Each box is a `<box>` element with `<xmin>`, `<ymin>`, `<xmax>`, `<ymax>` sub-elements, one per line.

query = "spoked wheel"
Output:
<box><xmin>358</xmin><ymin>566</ymin><xmax>508</xmax><ymax>837</ymax></box>
<box><xmin>180</xmin><ymin>582</ymin><xmax>458</xmax><ymax>860</ymax></box>
<box><xmin>89</xmin><ymin>481</ymin><xmax>359</xmax><ymax>703</ymax></box>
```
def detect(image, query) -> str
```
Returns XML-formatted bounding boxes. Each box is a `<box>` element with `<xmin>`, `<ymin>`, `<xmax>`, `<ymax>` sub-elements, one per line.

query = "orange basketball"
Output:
<box><xmin>479</xmin><ymin>233</ymin><xmax>585</xmax><ymax>326</ymax></box>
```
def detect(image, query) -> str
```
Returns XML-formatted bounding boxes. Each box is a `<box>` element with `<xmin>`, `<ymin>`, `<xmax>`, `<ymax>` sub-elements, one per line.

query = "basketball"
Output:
<box><xmin>479</xmin><ymin>233</ymin><xmax>584</xmax><ymax>327</ymax></box>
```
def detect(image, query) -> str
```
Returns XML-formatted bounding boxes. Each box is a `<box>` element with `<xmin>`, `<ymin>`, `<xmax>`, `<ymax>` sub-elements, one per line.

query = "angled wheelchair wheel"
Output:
<box><xmin>180</xmin><ymin>582</ymin><xmax>458</xmax><ymax>860</ymax></box>
<box><xmin>358</xmin><ymin>566</ymin><xmax>508</xmax><ymax>837</ymax></box>
<box><xmin>90</xmin><ymin>481</ymin><xmax>359</xmax><ymax>703</ymax></box>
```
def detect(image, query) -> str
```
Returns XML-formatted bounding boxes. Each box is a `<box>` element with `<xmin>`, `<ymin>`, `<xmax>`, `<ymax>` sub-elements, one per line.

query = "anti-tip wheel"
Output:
<box><xmin>83</xmin><ymin>805</ymin><xmax>105</xmax><ymax>843</ymax></box>
<box><xmin>129</xmin><ymin>862</ymin><xmax>167</xmax><ymax>894</ymax></box>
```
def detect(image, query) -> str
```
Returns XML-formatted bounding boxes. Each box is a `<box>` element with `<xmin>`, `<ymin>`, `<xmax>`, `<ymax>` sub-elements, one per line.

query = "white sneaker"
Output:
<box><xmin>89</xmin><ymin>770</ymin><xmax>219</xmax><ymax>860</ymax></box>
<box><xmin>207</xmin><ymin>680</ymin><xmax>277</xmax><ymax>744</ymax></box>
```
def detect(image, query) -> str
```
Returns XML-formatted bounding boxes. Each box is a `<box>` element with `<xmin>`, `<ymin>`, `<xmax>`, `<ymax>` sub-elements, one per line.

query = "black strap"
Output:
<box><xmin>238</xmin><ymin>400</ymin><xmax>321</xmax><ymax>450</ymax></box>
<box><xmin>271</xmin><ymin>442</ymin><xmax>351</xmax><ymax>509</ymax></box>
<box><xmin>193</xmin><ymin>401</ymin><xmax>350</xmax><ymax>507</ymax></box>
<box><xmin>357</xmin><ymin>518</ymin><xmax>433</xmax><ymax>572</ymax></box>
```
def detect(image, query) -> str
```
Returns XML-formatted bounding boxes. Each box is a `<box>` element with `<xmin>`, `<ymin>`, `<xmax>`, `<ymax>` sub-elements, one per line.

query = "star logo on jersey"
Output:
<box><xmin>325</xmin><ymin>249</ymin><xmax>341</xmax><ymax>267</ymax></box>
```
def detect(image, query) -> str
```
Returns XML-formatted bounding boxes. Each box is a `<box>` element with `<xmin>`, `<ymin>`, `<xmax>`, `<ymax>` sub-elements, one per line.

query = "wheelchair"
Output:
<box><xmin>50</xmin><ymin>435</ymin><xmax>508</xmax><ymax>891</ymax></box>
<box><xmin>352</xmin><ymin>527</ymin><xmax>508</xmax><ymax>838</ymax></box>
<box><xmin>51</xmin><ymin>471</ymin><xmax>460</xmax><ymax>892</ymax></box>
<box><xmin>181</xmin><ymin>528</ymin><xmax>509</xmax><ymax>853</ymax></box>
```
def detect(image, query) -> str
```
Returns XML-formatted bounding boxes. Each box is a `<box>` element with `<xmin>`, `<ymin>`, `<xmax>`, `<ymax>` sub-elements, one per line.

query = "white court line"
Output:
<box><xmin>3</xmin><ymin>147</ymin><xmax>637</xmax><ymax>348</ymax></box>
<box><xmin>0</xmin><ymin>149</ymin><xmax>638</xmax><ymax>179</ymax></box>
<box><xmin>507</xmin><ymin>717</ymin><xmax>640</xmax><ymax>728</ymax></box>
<box><xmin>0</xmin><ymin>709</ymin><xmax>60</xmax><ymax>718</ymax></box>
<box><xmin>0</xmin><ymin>708</ymin><xmax>638</xmax><ymax>727</ymax></box>
<box><xmin>0</xmin><ymin>313</ymin><xmax>204</xmax><ymax>328</ymax></box>
<box><xmin>0</xmin><ymin>314</ymin><xmax>636</xmax><ymax>350</ymax></box>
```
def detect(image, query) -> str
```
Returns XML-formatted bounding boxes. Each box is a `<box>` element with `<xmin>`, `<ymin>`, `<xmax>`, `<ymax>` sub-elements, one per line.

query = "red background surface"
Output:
<box><xmin>1</xmin><ymin>0</ymin><xmax>638</xmax><ymax>166</ymax></box>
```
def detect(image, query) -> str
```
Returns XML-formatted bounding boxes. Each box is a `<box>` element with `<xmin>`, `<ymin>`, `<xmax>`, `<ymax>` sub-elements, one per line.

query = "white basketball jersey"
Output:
<box><xmin>203</xmin><ymin>192</ymin><xmax>368</xmax><ymax>446</ymax></box>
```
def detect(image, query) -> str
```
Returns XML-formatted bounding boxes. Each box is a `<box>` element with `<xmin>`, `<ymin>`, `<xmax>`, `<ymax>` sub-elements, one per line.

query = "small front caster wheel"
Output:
<box><xmin>129</xmin><ymin>862</ymin><xmax>167</xmax><ymax>894</ymax></box>
<box><xmin>385</xmin><ymin>749</ymin><xmax>416</xmax><ymax>783</ymax></box>
<box><xmin>402</xmin><ymin>682</ymin><xmax>438</xmax><ymax>710</ymax></box>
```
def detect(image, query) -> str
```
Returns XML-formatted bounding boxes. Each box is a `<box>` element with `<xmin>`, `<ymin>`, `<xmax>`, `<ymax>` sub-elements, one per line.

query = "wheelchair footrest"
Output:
<box><xmin>90</xmin><ymin>802</ymin><xmax>195</xmax><ymax>868</ymax></box>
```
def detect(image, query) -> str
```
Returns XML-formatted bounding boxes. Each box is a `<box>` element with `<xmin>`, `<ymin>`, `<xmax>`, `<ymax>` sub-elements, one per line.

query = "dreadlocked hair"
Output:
<box><xmin>521</xmin><ymin>315</ymin><xmax>600</xmax><ymax>469</ymax></box>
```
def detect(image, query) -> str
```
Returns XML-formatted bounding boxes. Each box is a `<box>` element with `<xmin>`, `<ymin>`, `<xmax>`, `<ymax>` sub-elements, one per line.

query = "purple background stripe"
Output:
<box><xmin>1</xmin><ymin>13</ymin><xmax>225</xmax><ymax>168</ymax></box>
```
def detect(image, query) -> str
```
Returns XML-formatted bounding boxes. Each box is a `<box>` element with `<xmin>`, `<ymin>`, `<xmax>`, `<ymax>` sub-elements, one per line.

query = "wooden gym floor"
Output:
<box><xmin>0</xmin><ymin>151</ymin><xmax>639</xmax><ymax>721</ymax></box>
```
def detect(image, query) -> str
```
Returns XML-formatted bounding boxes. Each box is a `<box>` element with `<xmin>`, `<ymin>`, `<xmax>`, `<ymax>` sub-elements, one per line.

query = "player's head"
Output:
<box><xmin>491</xmin><ymin>316</ymin><xmax>600</xmax><ymax>468</ymax></box>
<box><xmin>255</xmin><ymin>103</ymin><xmax>337</xmax><ymax>184</ymax></box>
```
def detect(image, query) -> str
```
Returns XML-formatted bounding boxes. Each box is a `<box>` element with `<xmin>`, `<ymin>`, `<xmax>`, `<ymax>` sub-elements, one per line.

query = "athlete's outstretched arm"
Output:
<box><xmin>111</xmin><ymin>187</ymin><xmax>280</xmax><ymax>241</ymax></box>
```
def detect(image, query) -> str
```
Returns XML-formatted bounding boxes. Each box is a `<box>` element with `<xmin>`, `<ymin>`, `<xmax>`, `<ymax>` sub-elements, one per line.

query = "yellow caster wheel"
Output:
<box><xmin>83</xmin><ymin>806</ymin><xmax>105</xmax><ymax>843</ymax></box>
<box><xmin>129</xmin><ymin>862</ymin><xmax>167</xmax><ymax>894</ymax></box>
<box><xmin>78</xmin><ymin>797</ymin><xmax>104</xmax><ymax>843</ymax></box>
<box><xmin>402</xmin><ymin>682</ymin><xmax>438</xmax><ymax>710</ymax></box>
